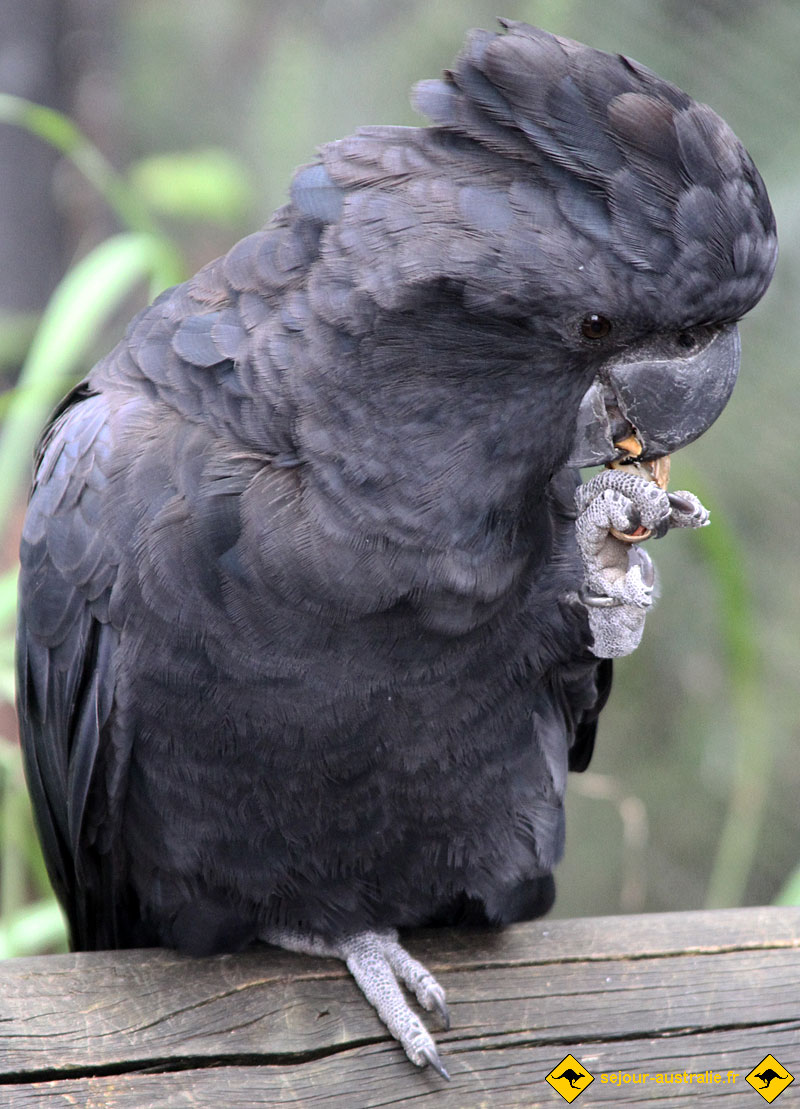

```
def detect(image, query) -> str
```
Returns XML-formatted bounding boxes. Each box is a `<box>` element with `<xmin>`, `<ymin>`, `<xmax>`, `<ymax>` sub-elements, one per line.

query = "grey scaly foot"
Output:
<box><xmin>261</xmin><ymin>926</ymin><xmax>450</xmax><ymax>1078</ymax></box>
<box><xmin>575</xmin><ymin>468</ymin><xmax>709</xmax><ymax>658</ymax></box>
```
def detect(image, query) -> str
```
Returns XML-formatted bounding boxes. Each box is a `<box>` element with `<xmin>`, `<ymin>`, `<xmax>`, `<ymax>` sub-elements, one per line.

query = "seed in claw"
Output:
<box><xmin>609</xmin><ymin>524</ymin><xmax>651</xmax><ymax>543</ymax></box>
<box><xmin>607</xmin><ymin>454</ymin><xmax>671</xmax><ymax>491</ymax></box>
<box><xmin>606</xmin><ymin>452</ymin><xmax>671</xmax><ymax>541</ymax></box>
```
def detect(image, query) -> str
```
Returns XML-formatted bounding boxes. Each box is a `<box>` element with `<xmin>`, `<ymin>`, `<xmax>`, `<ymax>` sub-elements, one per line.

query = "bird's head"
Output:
<box><xmin>409</xmin><ymin>20</ymin><xmax>777</xmax><ymax>467</ymax></box>
<box><xmin>289</xmin><ymin>21</ymin><xmax>776</xmax><ymax>554</ymax></box>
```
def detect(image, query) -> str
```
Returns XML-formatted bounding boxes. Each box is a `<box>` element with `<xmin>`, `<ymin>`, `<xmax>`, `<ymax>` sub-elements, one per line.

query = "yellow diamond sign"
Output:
<box><xmin>746</xmin><ymin>1054</ymin><xmax>795</xmax><ymax>1102</ymax></box>
<box><xmin>545</xmin><ymin>1053</ymin><xmax>595</xmax><ymax>1102</ymax></box>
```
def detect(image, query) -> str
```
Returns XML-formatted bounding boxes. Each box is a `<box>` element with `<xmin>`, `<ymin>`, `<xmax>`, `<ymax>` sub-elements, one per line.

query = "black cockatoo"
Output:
<box><xmin>17</xmin><ymin>21</ymin><xmax>776</xmax><ymax>1077</ymax></box>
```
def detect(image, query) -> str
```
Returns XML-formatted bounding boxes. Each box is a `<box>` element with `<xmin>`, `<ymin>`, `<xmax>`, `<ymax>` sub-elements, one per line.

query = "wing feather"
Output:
<box><xmin>17</xmin><ymin>385</ymin><xmax>124</xmax><ymax>948</ymax></box>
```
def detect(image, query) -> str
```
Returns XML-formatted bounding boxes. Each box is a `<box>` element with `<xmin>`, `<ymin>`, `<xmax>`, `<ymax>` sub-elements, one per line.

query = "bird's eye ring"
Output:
<box><xmin>581</xmin><ymin>314</ymin><xmax>612</xmax><ymax>340</ymax></box>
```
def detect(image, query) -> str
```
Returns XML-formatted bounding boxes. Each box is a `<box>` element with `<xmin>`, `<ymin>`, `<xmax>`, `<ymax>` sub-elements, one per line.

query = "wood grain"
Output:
<box><xmin>1</xmin><ymin>906</ymin><xmax>798</xmax><ymax>1106</ymax></box>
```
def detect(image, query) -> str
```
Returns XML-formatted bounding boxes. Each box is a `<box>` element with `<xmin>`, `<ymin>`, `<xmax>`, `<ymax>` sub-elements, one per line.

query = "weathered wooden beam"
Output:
<box><xmin>1</xmin><ymin>906</ymin><xmax>798</xmax><ymax>1106</ymax></box>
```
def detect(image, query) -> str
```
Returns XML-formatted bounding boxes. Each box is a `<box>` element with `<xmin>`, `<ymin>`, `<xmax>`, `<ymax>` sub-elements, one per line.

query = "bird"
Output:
<box><xmin>16</xmin><ymin>20</ymin><xmax>776</xmax><ymax>1078</ymax></box>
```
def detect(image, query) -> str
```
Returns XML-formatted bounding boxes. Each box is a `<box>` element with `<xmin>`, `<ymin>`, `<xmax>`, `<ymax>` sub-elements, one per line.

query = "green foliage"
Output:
<box><xmin>0</xmin><ymin>95</ymin><xmax>254</xmax><ymax>957</ymax></box>
<box><xmin>0</xmin><ymin>94</ymin><xmax>156</xmax><ymax>235</ymax></box>
<box><xmin>0</xmin><ymin>232</ymin><xmax>185</xmax><ymax>530</ymax></box>
<box><xmin>0</xmin><ymin>313</ymin><xmax>39</xmax><ymax>381</ymax></box>
<box><xmin>129</xmin><ymin>148</ymin><xmax>254</xmax><ymax>226</ymax></box>
<box><xmin>688</xmin><ymin>477</ymin><xmax>772</xmax><ymax>910</ymax></box>
<box><xmin>774</xmin><ymin>865</ymin><xmax>800</xmax><ymax>907</ymax></box>
<box><xmin>0</xmin><ymin>736</ymin><xmax>68</xmax><ymax>959</ymax></box>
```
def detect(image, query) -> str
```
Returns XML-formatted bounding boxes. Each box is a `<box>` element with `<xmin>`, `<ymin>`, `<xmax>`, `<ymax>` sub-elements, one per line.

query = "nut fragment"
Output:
<box><xmin>608</xmin><ymin>454</ymin><xmax>671</xmax><ymax>489</ymax></box>
<box><xmin>613</xmin><ymin>434</ymin><xmax>643</xmax><ymax>458</ymax></box>
<box><xmin>606</xmin><ymin>454</ymin><xmax>671</xmax><ymax>541</ymax></box>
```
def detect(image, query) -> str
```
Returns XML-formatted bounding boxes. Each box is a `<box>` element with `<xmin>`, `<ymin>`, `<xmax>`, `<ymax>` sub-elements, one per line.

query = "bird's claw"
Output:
<box><xmin>409</xmin><ymin>964</ymin><xmax>450</xmax><ymax>1028</ymax></box>
<box><xmin>575</xmin><ymin>467</ymin><xmax>708</xmax><ymax>658</ymax></box>
<box><xmin>420</xmin><ymin>1041</ymin><xmax>451</xmax><ymax>1080</ymax></box>
<box><xmin>342</xmin><ymin>930</ymin><xmax>450</xmax><ymax>1076</ymax></box>
<box><xmin>667</xmin><ymin>488</ymin><xmax>710</xmax><ymax>529</ymax></box>
<box><xmin>262</xmin><ymin>925</ymin><xmax>450</xmax><ymax>1077</ymax></box>
<box><xmin>428</xmin><ymin>986</ymin><xmax>451</xmax><ymax>1031</ymax></box>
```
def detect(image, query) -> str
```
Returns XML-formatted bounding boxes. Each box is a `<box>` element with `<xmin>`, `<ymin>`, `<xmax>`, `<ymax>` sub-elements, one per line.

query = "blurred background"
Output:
<box><xmin>0</xmin><ymin>0</ymin><xmax>797</xmax><ymax>954</ymax></box>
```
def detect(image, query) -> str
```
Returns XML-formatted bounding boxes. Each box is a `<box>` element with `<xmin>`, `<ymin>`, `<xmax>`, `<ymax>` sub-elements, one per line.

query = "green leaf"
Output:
<box><xmin>0</xmin><ymin>566</ymin><xmax>18</xmax><ymax>628</ymax></box>
<box><xmin>0</xmin><ymin>312</ymin><xmax>39</xmax><ymax>375</ymax></box>
<box><xmin>20</xmin><ymin>232</ymin><xmax>183</xmax><ymax>380</ymax></box>
<box><xmin>0</xmin><ymin>901</ymin><xmax>68</xmax><ymax>959</ymax></box>
<box><xmin>0</xmin><ymin>232</ymin><xmax>185</xmax><ymax>527</ymax></box>
<box><xmin>129</xmin><ymin>148</ymin><xmax>254</xmax><ymax>225</ymax></box>
<box><xmin>0</xmin><ymin>94</ymin><xmax>156</xmax><ymax>234</ymax></box>
<box><xmin>775</xmin><ymin>864</ymin><xmax>800</xmax><ymax>907</ymax></box>
<box><xmin>0</xmin><ymin>649</ymin><xmax>15</xmax><ymax>705</ymax></box>
<box><xmin>0</xmin><ymin>567</ymin><xmax>18</xmax><ymax>703</ymax></box>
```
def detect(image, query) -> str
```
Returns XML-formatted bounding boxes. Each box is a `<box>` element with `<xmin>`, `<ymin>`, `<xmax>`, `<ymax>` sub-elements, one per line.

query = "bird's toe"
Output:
<box><xmin>340</xmin><ymin>929</ymin><xmax>450</xmax><ymax>1075</ymax></box>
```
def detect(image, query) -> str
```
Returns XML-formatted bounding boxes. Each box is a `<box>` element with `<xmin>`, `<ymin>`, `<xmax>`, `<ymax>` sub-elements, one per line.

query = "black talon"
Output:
<box><xmin>421</xmin><ymin>1044</ymin><xmax>451</xmax><ymax>1081</ymax></box>
<box><xmin>668</xmin><ymin>492</ymin><xmax>695</xmax><ymax>514</ymax></box>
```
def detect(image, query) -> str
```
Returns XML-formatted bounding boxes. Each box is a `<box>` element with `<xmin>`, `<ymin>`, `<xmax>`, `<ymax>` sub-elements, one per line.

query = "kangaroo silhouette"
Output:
<box><xmin>555</xmin><ymin>1068</ymin><xmax>586</xmax><ymax>1089</ymax></box>
<box><xmin>754</xmin><ymin>1068</ymin><xmax>787</xmax><ymax>1089</ymax></box>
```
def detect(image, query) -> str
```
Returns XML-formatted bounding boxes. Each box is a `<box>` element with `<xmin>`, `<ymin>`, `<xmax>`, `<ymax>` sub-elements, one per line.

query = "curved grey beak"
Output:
<box><xmin>567</xmin><ymin>323</ymin><xmax>740</xmax><ymax>467</ymax></box>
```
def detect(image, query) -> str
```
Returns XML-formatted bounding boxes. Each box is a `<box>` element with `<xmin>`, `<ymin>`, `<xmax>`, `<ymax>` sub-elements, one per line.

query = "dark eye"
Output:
<box><xmin>581</xmin><ymin>314</ymin><xmax>612</xmax><ymax>340</ymax></box>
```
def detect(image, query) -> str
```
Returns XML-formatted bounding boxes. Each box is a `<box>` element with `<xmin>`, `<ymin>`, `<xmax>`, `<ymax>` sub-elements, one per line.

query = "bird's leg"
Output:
<box><xmin>574</xmin><ymin>468</ymin><xmax>709</xmax><ymax>658</ymax></box>
<box><xmin>260</xmin><ymin>925</ymin><xmax>451</xmax><ymax>1078</ymax></box>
